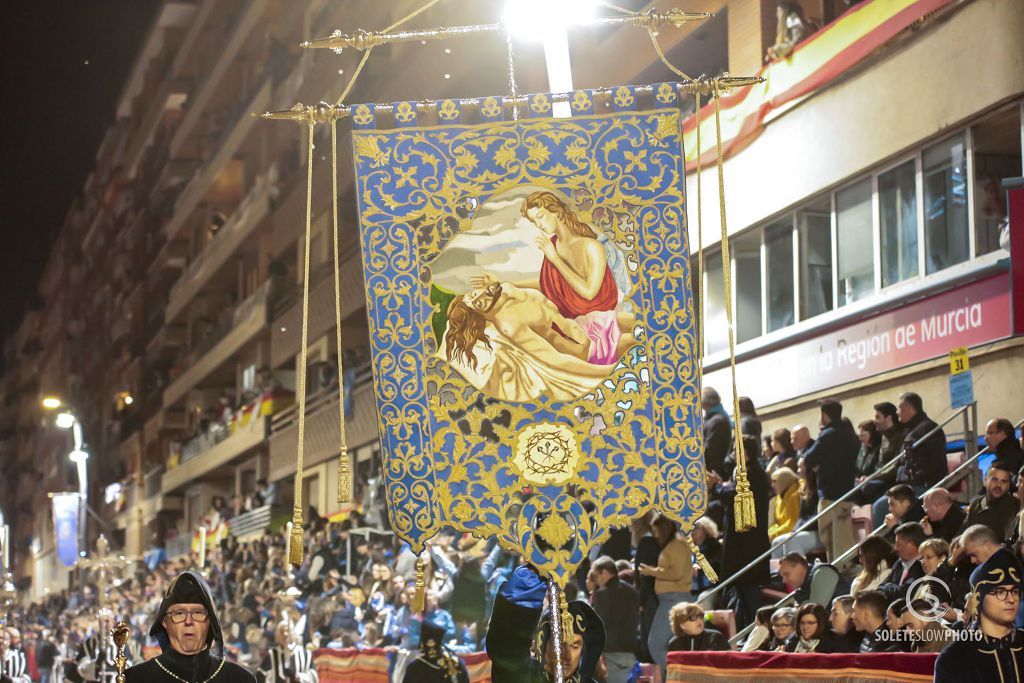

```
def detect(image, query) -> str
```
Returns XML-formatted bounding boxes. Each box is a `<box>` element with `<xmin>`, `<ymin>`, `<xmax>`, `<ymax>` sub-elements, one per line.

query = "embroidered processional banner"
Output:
<box><xmin>351</xmin><ymin>87</ymin><xmax>703</xmax><ymax>583</ymax></box>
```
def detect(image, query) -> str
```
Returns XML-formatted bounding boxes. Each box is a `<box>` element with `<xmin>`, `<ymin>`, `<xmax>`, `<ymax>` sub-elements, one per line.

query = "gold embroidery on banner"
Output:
<box><xmin>656</xmin><ymin>82</ymin><xmax>676</xmax><ymax>104</ymax></box>
<box><xmin>571</xmin><ymin>90</ymin><xmax>593</xmax><ymax>112</ymax></box>
<box><xmin>514</xmin><ymin>424</ymin><xmax>582</xmax><ymax>486</ymax></box>
<box><xmin>351</xmin><ymin>110</ymin><xmax>704</xmax><ymax>586</ymax></box>
<box><xmin>394</xmin><ymin>101</ymin><xmax>416</xmax><ymax>123</ymax></box>
<box><xmin>438</xmin><ymin>99</ymin><xmax>459</xmax><ymax>121</ymax></box>
<box><xmin>352</xmin><ymin>104</ymin><xmax>373</xmax><ymax>126</ymax></box>
<box><xmin>613</xmin><ymin>86</ymin><xmax>635</xmax><ymax>108</ymax></box>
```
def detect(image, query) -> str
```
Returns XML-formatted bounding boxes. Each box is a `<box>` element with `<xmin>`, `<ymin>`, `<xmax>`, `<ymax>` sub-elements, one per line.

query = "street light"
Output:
<box><xmin>503</xmin><ymin>0</ymin><xmax>597</xmax><ymax>118</ymax></box>
<box><xmin>43</xmin><ymin>399</ymin><xmax>89</xmax><ymax>561</ymax></box>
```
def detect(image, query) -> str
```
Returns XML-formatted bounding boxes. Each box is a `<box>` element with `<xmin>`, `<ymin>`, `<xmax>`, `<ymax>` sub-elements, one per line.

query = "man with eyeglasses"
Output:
<box><xmin>125</xmin><ymin>570</ymin><xmax>255</xmax><ymax>682</ymax></box>
<box><xmin>934</xmin><ymin>548</ymin><xmax>1024</xmax><ymax>682</ymax></box>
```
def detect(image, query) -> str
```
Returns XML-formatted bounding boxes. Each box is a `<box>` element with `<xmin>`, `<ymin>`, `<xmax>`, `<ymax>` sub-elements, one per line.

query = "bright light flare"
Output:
<box><xmin>41</xmin><ymin>397</ymin><xmax>63</xmax><ymax>410</ymax></box>
<box><xmin>503</xmin><ymin>0</ymin><xmax>598</xmax><ymax>40</ymax></box>
<box><xmin>69</xmin><ymin>449</ymin><xmax>88</xmax><ymax>463</ymax></box>
<box><xmin>55</xmin><ymin>412</ymin><xmax>76</xmax><ymax>429</ymax></box>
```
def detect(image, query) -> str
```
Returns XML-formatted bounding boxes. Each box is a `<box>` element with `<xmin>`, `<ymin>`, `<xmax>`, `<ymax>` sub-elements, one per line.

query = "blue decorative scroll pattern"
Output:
<box><xmin>352</xmin><ymin>108</ymin><xmax>703</xmax><ymax>584</ymax></box>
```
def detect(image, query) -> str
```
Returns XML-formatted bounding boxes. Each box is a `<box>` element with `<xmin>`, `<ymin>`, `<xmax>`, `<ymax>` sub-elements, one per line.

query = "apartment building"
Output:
<box><xmin>1</xmin><ymin>0</ymin><xmax>1020</xmax><ymax>596</ymax></box>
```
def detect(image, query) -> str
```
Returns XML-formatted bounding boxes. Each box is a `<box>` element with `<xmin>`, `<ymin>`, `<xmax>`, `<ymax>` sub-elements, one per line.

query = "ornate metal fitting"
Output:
<box><xmin>302</xmin><ymin>28</ymin><xmax>386</xmax><ymax>53</ymax></box>
<box><xmin>639</xmin><ymin>9</ymin><xmax>713</xmax><ymax>29</ymax></box>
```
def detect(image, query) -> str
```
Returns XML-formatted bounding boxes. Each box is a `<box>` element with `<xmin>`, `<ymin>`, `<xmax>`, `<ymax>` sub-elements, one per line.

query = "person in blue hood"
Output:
<box><xmin>125</xmin><ymin>570</ymin><xmax>255</xmax><ymax>682</ymax></box>
<box><xmin>486</xmin><ymin>565</ymin><xmax>606</xmax><ymax>683</ymax></box>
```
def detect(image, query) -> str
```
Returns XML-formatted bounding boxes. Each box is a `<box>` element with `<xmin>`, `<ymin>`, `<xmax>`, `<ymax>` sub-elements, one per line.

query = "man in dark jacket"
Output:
<box><xmin>125</xmin><ymin>570</ymin><xmax>256</xmax><ymax>682</ymax></box>
<box><xmin>961</xmin><ymin>461</ymin><xmax>1018</xmax><ymax>542</ymax></box>
<box><xmin>486</xmin><ymin>566</ymin><xmax>606</xmax><ymax>683</ymax></box>
<box><xmin>702</xmin><ymin>387</ymin><xmax>731</xmax><ymax>478</ymax></box>
<box><xmin>802</xmin><ymin>399</ymin><xmax>859</xmax><ymax>561</ymax></box>
<box><xmin>867</xmin><ymin>402</ymin><xmax>909</xmax><ymax>524</ymax></box>
<box><xmin>877</xmin><ymin>523</ymin><xmax>926</xmax><ymax>601</ymax></box>
<box><xmin>778</xmin><ymin>553</ymin><xmax>850</xmax><ymax>607</ymax></box>
<box><xmin>895</xmin><ymin>392</ymin><xmax>947</xmax><ymax>490</ymax></box>
<box><xmin>852</xmin><ymin>591</ymin><xmax>901</xmax><ymax>653</ymax></box>
<box><xmin>872</xmin><ymin>393</ymin><xmax>946</xmax><ymax>529</ymax></box>
<box><xmin>589</xmin><ymin>557</ymin><xmax>639</xmax><ymax>683</ymax></box>
<box><xmin>921</xmin><ymin>488</ymin><xmax>967</xmax><ymax>542</ymax></box>
<box><xmin>987</xmin><ymin>418</ymin><xmax>1024</xmax><ymax>473</ymax></box>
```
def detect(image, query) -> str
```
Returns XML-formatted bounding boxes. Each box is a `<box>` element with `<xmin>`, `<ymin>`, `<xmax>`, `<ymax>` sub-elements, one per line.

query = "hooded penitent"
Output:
<box><xmin>535</xmin><ymin>599</ymin><xmax>606</xmax><ymax>682</ymax></box>
<box><xmin>969</xmin><ymin>547</ymin><xmax>1023</xmax><ymax>623</ymax></box>
<box><xmin>150</xmin><ymin>570</ymin><xmax>224</xmax><ymax>653</ymax></box>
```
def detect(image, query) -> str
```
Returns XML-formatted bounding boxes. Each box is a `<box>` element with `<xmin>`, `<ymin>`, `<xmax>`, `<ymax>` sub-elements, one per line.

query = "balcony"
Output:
<box><xmin>267</xmin><ymin>380</ymin><xmax>378</xmax><ymax>482</ymax></box>
<box><xmin>227</xmin><ymin>503</ymin><xmax>283</xmax><ymax>542</ymax></box>
<box><xmin>167</xmin><ymin>0</ymin><xmax>269</xmax><ymax>161</ymax></box>
<box><xmin>162</xmin><ymin>414</ymin><xmax>269</xmax><ymax>494</ymax></box>
<box><xmin>166</xmin><ymin>164</ymin><xmax>277</xmax><ymax>322</ymax></box>
<box><xmin>269</xmin><ymin>247</ymin><xmax>364</xmax><ymax>369</ymax></box>
<box><xmin>163</xmin><ymin>280</ymin><xmax>271</xmax><ymax>407</ymax></box>
<box><xmin>163</xmin><ymin>76</ymin><xmax>272</xmax><ymax>241</ymax></box>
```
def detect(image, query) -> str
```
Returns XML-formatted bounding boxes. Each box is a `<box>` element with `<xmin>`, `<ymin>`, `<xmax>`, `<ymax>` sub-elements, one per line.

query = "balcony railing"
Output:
<box><xmin>163</xmin><ymin>280</ymin><xmax>272</xmax><ymax>407</ymax></box>
<box><xmin>166</xmin><ymin>163</ymin><xmax>277</xmax><ymax>321</ymax></box>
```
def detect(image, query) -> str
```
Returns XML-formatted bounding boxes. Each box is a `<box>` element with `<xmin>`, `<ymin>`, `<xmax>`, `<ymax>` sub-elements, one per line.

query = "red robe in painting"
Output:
<box><xmin>539</xmin><ymin>236</ymin><xmax>622</xmax><ymax>364</ymax></box>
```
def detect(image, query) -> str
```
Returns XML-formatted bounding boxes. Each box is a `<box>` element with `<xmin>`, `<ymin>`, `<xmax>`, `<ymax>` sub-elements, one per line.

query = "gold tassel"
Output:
<box><xmin>733</xmin><ymin>475</ymin><xmax>757</xmax><ymax>532</ymax></box>
<box><xmin>288</xmin><ymin>508</ymin><xmax>304</xmax><ymax>566</ymax></box>
<box><xmin>337</xmin><ymin>447</ymin><xmax>352</xmax><ymax>504</ymax></box>
<box><xmin>411</xmin><ymin>555</ymin><xmax>426</xmax><ymax>613</ymax></box>
<box><xmin>686</xmin><ymin>533</ymin><xmax>719</xmax><ymax>584</ymax></box>
<box><xmin>558</xmin><ymin>584</ymin><xmax>574</xmax><ymax>642</ymax></box>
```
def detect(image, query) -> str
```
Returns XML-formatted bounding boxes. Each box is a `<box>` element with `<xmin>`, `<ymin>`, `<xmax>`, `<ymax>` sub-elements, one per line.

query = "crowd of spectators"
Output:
<box><xmin>3</xmin><ymin>384</ymin><xmax>1023</xmax><ymax>682</ymax></box>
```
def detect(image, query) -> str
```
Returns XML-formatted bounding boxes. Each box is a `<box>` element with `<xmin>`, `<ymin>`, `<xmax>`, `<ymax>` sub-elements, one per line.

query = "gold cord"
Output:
<box><xmin>645</xmin><ymin>28</ymin><xmax>696</xmax><ymax>83</ymax></box>
<box><xmin>712</xmin><ymin>82</ymin><xmax>755</xmax><ymax>531</ymax></box>
<box><xmin>333</xmin><ymin>0</ymin><xmax>445</xmax><ymax>106</ymax></box>
<box><xmin>290</xmin><ymin>121</ymin><xmax>316</xmax><ymax>566</ymax></box>
<box><xmin>695</xmin><ymin>91</ymin><xmax>704</xmax><ymax>374</ymax></box>
<box><xmin>331</xmin><ymin>120</ymin><xmax>351</xmax><ymax>504</ymax></box>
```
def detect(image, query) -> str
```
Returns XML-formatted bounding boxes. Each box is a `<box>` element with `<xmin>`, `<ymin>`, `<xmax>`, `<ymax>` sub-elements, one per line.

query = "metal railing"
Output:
<box><xmin>724</xmin><ymin>412</ymin><xmax>1023</xmax><ymax>647</ymax></box>
<box><xmin>701</xmin><ymin>402</ymin><xmax>976</xmax><ymax>610</ymax></box>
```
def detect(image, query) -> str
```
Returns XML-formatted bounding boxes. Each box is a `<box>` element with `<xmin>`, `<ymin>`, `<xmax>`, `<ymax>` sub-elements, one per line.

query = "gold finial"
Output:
<box><xmin>301</xmin><ymin>28</ymin><xmax>387</xmax><ymax>52</ymax></box>
<box><xmin>110</xmin><ymin>620</ymin><xmax>131</xmax><ymax>683</ymax></box>
<box><xmin>637</xmin><ymin>9</ymin><xmax>713</xmax><ymax>29</ymax></box>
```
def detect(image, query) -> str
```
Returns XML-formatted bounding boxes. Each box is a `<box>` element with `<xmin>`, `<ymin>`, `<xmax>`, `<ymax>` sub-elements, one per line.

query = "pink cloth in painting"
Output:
<box><xmin>576</xmin><ymin>310</ymin><xmax>621</xmax><ymax>365</ymax></box>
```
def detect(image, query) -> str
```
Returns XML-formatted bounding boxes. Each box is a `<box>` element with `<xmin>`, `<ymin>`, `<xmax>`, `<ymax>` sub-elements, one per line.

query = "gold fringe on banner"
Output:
<box><xmin>411</xmin><ymin>555</ymin><xmax>427</xmax><ymax>613</ymax></box>
<box><xmin>712</xmin><ymin>80</ymin><xmax>755</xmax><ymax>532</ymax></box>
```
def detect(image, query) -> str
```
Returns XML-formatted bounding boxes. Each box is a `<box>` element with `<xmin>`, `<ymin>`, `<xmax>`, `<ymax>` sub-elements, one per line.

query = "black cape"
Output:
<box><xmin>934</xmin><ymin>629</ymin><xmax>1024</xmax><ymax>682</ymax></box>
<box><xmin>402</xmin><ymin>656</ymin><xmax>471</xmax><ymax>683</ymax></box>
<box><xmin>125</xmin><ymin>649</ymin><xmax>255</xmax><ymax>682</ymax></box>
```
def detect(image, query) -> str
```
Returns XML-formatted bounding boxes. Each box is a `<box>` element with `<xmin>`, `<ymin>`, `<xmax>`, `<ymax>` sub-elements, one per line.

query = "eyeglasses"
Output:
<box><xmin>773</xmin><ymin>621</ymin><xmax>793</xmax><ymax>629</ymax></box>
<box><xmin>992</xmin><ymin>587</ymin><xmax>1022</xmax><ymax>602</ymax></box>
<box><xmin>685</xmin><ymin>615</ymin><xmax>703</xmax><ymax>622</ymax></box>
<box><xmin>166</xmin><ymin>609</ymin><xmax>209</xmax><ymax>624</ymax></box>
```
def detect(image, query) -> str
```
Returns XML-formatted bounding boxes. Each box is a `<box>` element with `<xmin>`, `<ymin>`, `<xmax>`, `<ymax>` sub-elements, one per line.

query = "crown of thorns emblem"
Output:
<box><xmin>513</xmin><ymin>424</ymin><xmax>581</xmax><ymax>486</ymax></box>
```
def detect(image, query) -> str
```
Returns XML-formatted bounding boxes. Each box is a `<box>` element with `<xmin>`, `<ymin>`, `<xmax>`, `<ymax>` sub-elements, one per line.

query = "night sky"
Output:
<box><xmin>0</xmin><ymin>1</ymin><xmax>161</xmax><ymax>345</ymax></box>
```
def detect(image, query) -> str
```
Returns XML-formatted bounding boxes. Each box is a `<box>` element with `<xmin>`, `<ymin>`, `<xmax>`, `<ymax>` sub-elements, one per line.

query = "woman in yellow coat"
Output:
<box><xmin>768</xmin><ymin>467</ymin><xmax>801</xmax><ymax>540</ymax></box>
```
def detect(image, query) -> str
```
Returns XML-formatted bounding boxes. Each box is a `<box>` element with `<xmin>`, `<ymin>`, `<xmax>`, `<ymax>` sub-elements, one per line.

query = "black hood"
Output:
<box><xmin>538</xmin><ymin>600</ymin><xmax>606</xmax><ymax>681</ymax></box>
<box><xmin>150</xmin><ymin>570</ymin><xmax>223</xmax><ymax>654</ymax></box>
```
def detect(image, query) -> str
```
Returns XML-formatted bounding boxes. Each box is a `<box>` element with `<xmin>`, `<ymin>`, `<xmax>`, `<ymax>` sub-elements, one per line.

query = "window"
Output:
<box><xmin>734</xmin><ymin>231</ymin><xmax>763</xmax><ymax>343</ymax></box>
<box><xmin>836</xmin><ymin>179</ymin><xmax>874</xmax><ymax>306</ymax></box>
<box><xmin>704</xmin><ymin>248</ymin><xmax>727</xmax><ymax>355</ymax></box>
<box><xmin>924</xmin><ymin>134</ymin><xmax>969</xmax><ymax>273</ymax></box>
<box><xmin>878</xmin><ymin>160</ymin><xmax>919</xmax><ymax>287</ymax></box>
<box><xmin>799</xmin><ymin>203</ymin><xmax>833</xmax><ymax>320</ymax></box>
<box><xmin>972</xmin><ymin>107</ymin><xmax>1021</xmax><ymax>255</ymax></box>
<box><xmin>765</xmin><ymin>221</ymin><xmax>795</xmax><ymax>332</ymax></box>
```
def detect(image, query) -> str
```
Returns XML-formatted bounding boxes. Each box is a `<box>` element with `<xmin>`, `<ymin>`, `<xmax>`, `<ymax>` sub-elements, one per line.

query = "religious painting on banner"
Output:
<box><xmin>351</xmin><ymin>88</ymin><xmax>704</xmax><ymax>584</ymax></box>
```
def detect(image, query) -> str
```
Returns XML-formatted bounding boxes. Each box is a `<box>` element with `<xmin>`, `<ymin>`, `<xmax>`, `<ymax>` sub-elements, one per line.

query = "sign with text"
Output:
<box><xmin>705</xmin><ymin>273</ymin><xmax>1012</xmax><ymax>407</ymax></box>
